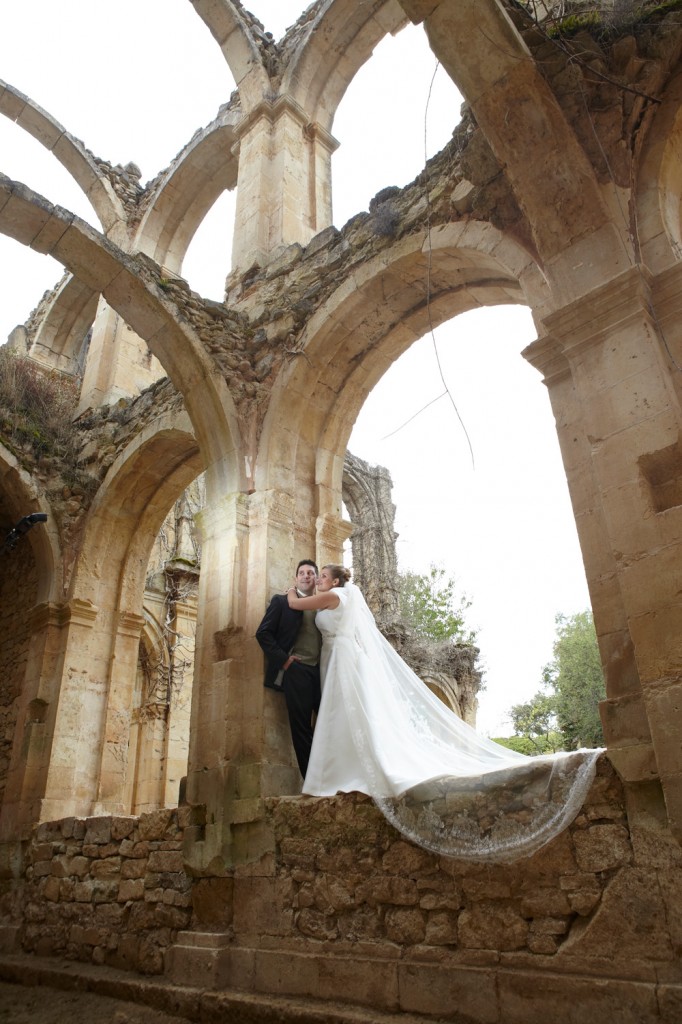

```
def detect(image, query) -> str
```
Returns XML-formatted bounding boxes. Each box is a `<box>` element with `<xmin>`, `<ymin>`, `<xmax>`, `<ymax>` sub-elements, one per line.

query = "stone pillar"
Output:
<box><xmin>0</xmin><ymin>602</ymin><xmax>68</xmax><ymax>841</ymax></box>
<box><xmin>93</xmin><ymin>610</ymin><xmax>145</xmax><ymax>814</ymax></box>
<box><xmin>77</xmin><ymin>297</ymin><xmax>164</xmax><ymax>412</ymax></box>
<box><xmin>526</xmin><ymin>266</ymin><xmax>682</xmax><ymax>834</ymax></box>
<box><xmin>183</xmin><ymin>483</ymin><xmax>325</xmax><ymax>872</ymax></box>
<box><xmin>231</xmin><ymin>98</ymin><xmax>338</xmax><ymax>272</ymax></box>
<box><xmin>162</xmin><ymin>591</ymin><xmax>196</xmax><ymax>810</ymax></box>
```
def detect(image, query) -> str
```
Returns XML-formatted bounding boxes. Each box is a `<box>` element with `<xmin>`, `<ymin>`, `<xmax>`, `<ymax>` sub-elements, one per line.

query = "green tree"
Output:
<box><xmin>544</xmin><ymin>610</ymin><xmax>605</xmax><ymax>750</ymax></box>
<box><xmin>501</xmin><ymin>610</ymin><xmax>605</xmax><ymax>752</ymax></box>
<box><xmin>399</xmin><ymin>564</ymin><xmax>476</xmax><ymax>644</ymax></box>
<box><xmin>508</xmin><ymin>691</ymin><xmax>563</xmax><ymax>753</ymax></box>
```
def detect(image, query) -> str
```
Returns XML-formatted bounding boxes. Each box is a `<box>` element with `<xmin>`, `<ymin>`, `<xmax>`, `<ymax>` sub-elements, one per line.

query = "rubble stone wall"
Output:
<box><xmin>4</xmin><ymin>755</ymin><xmax>681</xmax><ymax>1022</ymax></box>
<box><xmin>14</xmin><ymin>809</ymin><xmax>192</xmax><ymax>975</ymax></box>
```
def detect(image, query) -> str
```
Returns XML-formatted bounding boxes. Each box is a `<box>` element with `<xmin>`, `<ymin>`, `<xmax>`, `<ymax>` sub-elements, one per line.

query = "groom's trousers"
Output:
<box><xmin>282</xmin><ymin>661</ymin><xmax>321</xmax><ymax>778</ymax></box>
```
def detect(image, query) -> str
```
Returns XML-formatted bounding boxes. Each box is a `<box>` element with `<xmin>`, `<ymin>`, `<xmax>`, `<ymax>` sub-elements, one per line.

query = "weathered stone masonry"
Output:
<box><xmin>3</xmin><ymin>1</ymin><xmax>682</xmax><ymax>1020</ymax></box>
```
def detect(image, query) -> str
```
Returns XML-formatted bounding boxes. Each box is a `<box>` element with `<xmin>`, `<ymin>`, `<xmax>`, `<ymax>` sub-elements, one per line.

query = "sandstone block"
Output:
<box><xmin>424</xmin><ymin>910</ymin><xmax>458</xmax><ymax>945</ymax></box>
<box><xmin>147</xmin><ymin>850</ymin><xmax>184</xmax><ymax>872</ymax></box>
<box><xmin>573</xmin><ymin>824</ymin><xmax>632</xmax><ymax>872</ymax></box>
<box><xmin>458</xmin><ymin>903</ymin><xmax>529</xmax><ymax>952</ymax></box>
<box><xmin>381</xmin><ymin>841</ymin><xmax>434</xmax><ymax>875</ymax></box>
<box><xmin>83</xmin><ymin>817</ymin><xmax>112</xmax><ymax>845</ymax></box>
<box><xmin>121</xmin><ymin>859</ymin><xmax>146</xmax><ymax>879</ymax></box>
<box><xmin>138</xmin><ymin>809</ymin><xmax>173</xmax><ymax>841</ymax></box>
<box><xmin>91</xmin><ymin>856</ymin><xmax>121</xmax><ymax>878</ymax></box>
<box><xmin>385</xmin><ymin>907</ymin><xmax>426</xmax><ymax>944</ymax></box>
<box><xmin>356</xmin><ymin>875</ymin><xmax>419</xmax><ymax>908</ymax></box>
<box><xmin>118</xmin><ymin>878</ymin><xmax>144</xmax><ymax>901</ymax></box>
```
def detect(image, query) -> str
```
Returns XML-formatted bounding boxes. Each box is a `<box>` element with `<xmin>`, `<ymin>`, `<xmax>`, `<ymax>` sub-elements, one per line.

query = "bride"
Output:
<box><xmin>287</xmin><ymin>564</ymin><xmax>602</xmax><ymax>863</ymax></box>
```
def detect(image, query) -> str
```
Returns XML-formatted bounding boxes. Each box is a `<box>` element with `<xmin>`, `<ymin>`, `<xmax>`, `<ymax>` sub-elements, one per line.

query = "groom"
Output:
<box><xmin>256</xmin><ymin>559</ymin><xmax>322</xmax><ymax>778</ymax></box>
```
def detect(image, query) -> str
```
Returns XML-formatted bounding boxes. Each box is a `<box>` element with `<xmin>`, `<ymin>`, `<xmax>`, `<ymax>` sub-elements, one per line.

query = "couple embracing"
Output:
<box><xmin>255</xmin><ymin>558</ymin><xmax>602</xmax><ymax>862</ymax></box>
<box><xmin>256</xmin><ymin>559</ymin><xmax>350</xmax><ymax>782</ymax></box>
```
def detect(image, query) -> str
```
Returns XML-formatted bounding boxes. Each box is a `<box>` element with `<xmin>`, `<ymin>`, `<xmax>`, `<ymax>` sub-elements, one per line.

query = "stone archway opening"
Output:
<box><xmin>348</xmin><ymin>301</ymin><xmax>592</xmax><ymax>736</ymax></box>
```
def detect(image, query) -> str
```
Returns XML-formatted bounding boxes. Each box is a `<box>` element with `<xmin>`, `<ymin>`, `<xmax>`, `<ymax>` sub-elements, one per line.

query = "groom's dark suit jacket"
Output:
<box><xmin>256</xmin><ymin>594</ymin><xmax>304</xmax><ymax>691</ymax></box>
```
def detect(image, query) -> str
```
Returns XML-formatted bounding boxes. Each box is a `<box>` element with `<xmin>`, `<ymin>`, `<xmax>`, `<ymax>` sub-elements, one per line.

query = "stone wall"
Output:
<box><xmin>3</xmin><ymin>754</ymin><xmax>681</xmax><ymax>1021</ymax></box>
<box><xmin>10</xmin><ymin>809</ymin><xmax>192</xmax><ymax>974</ymax></box>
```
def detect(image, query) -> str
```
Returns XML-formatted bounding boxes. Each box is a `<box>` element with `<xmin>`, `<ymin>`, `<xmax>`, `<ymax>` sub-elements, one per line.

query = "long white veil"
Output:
<box><xmin>336</xmin><ymin>583</ymin><xmax>602</xmax><ymax>862</ymax></box>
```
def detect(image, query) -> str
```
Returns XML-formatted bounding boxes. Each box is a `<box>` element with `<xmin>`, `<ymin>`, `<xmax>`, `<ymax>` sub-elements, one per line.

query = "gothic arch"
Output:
<box><xmin>256</xmin><ymin>221</ymin><xmax>544</xmax><ymax>496</ymax></box>
<box><xmin>28</xmin><ymin>274</ymin><xmax>97</xmax><ymax>375</ymax></box>
<box><xmin>190</xmin><ymin>0</ymin><xmax>271</xmax><ymax>112</ymax></box>
<box><xmin>0</xmin><ymin>81</ymin><xmax>126</xmax><ymax>237</ymax></box>
<box><xmin>47</xmin><ymin>413</ymin><xmax>208</xmax><ymax>816</ymax></box>
<box><xmin>135</xmin><ymin>108</ymin><xmax>241</xmax><ymax>273</ymax></box>
<box><xmin>71</xmin><ymin>412</ymin><xmax>203</xmax><ymax>605</ymax></box>
<box><xmin>635</xmin><ymin>66</ymin><xmax>682</xmax><ymax>273</ymax></box>
<box><xmin>0</xmin><ymin>176</ymin><xmax>242</xmax><ymax>473</ymax></box>
<box><xmin>280</xmin><ymin>0</ymin><xmax>409</xmax><ymax>133</ymax></box>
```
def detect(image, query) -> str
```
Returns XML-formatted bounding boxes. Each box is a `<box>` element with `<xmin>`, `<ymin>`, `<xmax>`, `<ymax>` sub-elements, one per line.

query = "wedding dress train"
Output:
<box><xmin>303</xmin><ymin>583</ymin><xmax>602</xmax><ymax>862</ymax></box>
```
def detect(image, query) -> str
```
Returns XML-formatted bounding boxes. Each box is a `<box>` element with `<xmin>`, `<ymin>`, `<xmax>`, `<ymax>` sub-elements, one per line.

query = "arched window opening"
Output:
<box><xmin>182</xmin><ymin>190</ymin><xmax>237</xmax><ymax>301</ymax></box>
<box><xmin>127</xmin><ymin>476</ymin><xmax>204</xmax><ymax>814</ymax></box>
<box><xmin>331</xmin><ymin>22</ymin><xmax>463</xmax><ymax>227</ymax></box>
<box><xmin>349</xmin><ymin>304</ymin><xmax>591</xmax><ymax>739</ymax></box>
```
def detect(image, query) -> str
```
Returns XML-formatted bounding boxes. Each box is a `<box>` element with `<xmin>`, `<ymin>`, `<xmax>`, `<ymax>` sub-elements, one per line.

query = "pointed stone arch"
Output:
<box><xmin>280</xmin><ymin>0</ymin><xmax>409</xmax><ymax>133</ymax></box>
<box><xmin>135</xmin><ymin>107</ymin><xmax>241</xmax><ymax>273</ymax></box>
<box><xmin>0</xmin><ymin>80</ymin><xmax>126</xmax><ymax>237</ymax></box>
<box><xmin>0</xmin><ymin>175</ymin><xmax>243</xmax><ymax>475</ymax></box>
<box><xmin>42</xmin><ymin>412</ymin><xmax>210</xmax><ymax>819</ymax></box>
<box><xmin>190</xmin><ymin>0</ymin><xmax>271</xmax><ymax>112</ymax></box>
<box><xmin>635</xmin><ymin>65</ymin><xmax>682</xmax><ymax>273</ymax></box>
<box><xmin>256</xmin><ymin>221</ymin><xmax>544</xmax><ymax>501</ymax></box>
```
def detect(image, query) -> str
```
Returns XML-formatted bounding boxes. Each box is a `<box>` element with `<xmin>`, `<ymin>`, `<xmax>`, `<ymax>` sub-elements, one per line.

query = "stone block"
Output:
<box><xmin>385</xmin><ymin>907</ymin><xmax>426</xmax><ymax>944</ymax></box>
<box><xmin>498</xmin><ymin>969</ymin><xmax>659</xmax><ymax>1023</ymax></box>
<box><xmin>191</xmin><ymin>877</ymin><xmax>234</xmax><ymax>930</ymax></box>
<box><xmin>458</xmin><ymin>903</ymin><xmax>529</xmax><ymax>952</ymax></box>
<box><xmin>398</xmin><ymin>962</ymin><xmax>498</xmax><ymax>1021</ymax></box>
<box><xmin>147</xmin><ymin>850</ymin><xmax>184</xmax><ymax>873</ymax></box>
<box><xmin>83</xmin><ymin>817</ymin><xmax>112</xmax><ymax>845</ymax></box>
<box><xmin>118</xmin><ymin>878</ymin><xmax>144</xmax><ymax>902</ymax></box>
<box><xmin>574</xmin><ymin>824</ymin><xmax>632</xmax><ymax>872</ymax></box>
<box><xmin>424</xmin><ymin>910</ymin><xmax>458</xmax><ymax>945</ymax></box>
<box><xmin>137</xmin><ymin>809</ymin><xmax>174</xmax><ymax>841</ymax></box>
<box><xmin>355</xmin><ymin>875</ymin><xmax>419</xmax><ymax>908</ymax></box>
<box><xmin>91</xmin><ymin>856</ymin><xmax>121</xmax><ymax>878</ymax></box>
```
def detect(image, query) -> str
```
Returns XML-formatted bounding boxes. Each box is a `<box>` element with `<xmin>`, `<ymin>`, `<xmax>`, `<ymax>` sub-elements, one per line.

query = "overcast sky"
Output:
<box><xmin>0</xmin><ymin>0</ymin><xmax>591</xmax><ymax>735</ymax></box>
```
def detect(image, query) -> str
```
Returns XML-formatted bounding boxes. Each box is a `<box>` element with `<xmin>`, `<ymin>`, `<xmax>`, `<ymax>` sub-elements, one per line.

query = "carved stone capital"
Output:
<box><xmin>543</xmin><ymin>266</ymin><xmax>654</xmax><ymax>357</ymax></box>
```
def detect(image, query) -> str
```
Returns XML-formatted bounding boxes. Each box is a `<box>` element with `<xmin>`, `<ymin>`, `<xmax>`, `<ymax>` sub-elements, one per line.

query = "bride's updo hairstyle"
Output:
<box><xmin>323</xmin><ymin>564</ymin><xmax>351</xmax><ymax>587</ymax></box>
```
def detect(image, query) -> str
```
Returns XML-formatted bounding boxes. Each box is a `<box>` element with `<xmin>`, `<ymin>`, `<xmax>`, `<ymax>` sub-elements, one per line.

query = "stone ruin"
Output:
<box><xmin>1</xmin><ymin>1</ymin><xmax>682</xmax><ymax>1020</ymax></box>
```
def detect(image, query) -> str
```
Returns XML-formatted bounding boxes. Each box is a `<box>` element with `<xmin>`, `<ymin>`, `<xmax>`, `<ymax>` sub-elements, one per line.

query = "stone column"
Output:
<box><xmin>93</xmin><ymin>610</ymin><xmax>145</xmax><ymax>815</ymax></box>
<box><xmin>36</xmin><ymin>598</ymin><xmax>108</xmax><ymax>822</ymax></box>
<box><xmin>526</xmin><ymin>266</ymin><xmax>682</xmax><ymax>833</ymax></box>
<box><xmin>0</xmin><ymin>602</ymin><xmax>68</xmax><ymax>841</ymax></box>
<box><xmin>183</xmin><ymin>483</ymin><xmax>324</xmax><ymax>872</ymax></box>
<box><xmin>231</xmin><ymin>98</ymin><xmax>338</xmax><ymax>272</ymax></box>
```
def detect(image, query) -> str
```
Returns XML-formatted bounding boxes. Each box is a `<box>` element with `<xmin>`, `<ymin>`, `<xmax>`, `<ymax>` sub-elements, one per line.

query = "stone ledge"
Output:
<box><xmin>0</xmin><ymin>952</ymin><xmax>449</xmax><ymax>1024</ymax></box>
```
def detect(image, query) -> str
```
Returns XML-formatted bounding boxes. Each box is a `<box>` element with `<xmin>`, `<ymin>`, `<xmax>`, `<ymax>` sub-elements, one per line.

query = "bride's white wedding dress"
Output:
<box><xmin>303</xmin><ymin>583</ymin><xmax>602</xmax><ymax>863</ymax></box>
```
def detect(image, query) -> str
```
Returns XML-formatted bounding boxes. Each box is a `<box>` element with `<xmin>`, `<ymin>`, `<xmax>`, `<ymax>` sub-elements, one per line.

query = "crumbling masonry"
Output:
<box><xmin>1</xmin><ymin>1</ymin><xmax>682</xmax><ymax>1021</ymax></box>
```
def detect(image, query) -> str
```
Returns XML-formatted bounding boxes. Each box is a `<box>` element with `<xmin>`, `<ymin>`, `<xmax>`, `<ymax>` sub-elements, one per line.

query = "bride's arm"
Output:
<box><xmin>287</xmin><ymin>588</ymin><xmax>340</xmax><ymax>611</ymax></box>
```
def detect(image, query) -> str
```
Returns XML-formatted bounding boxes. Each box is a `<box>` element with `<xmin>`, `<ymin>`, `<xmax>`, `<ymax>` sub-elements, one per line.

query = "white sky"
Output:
<box><xmin>0</xmin><ymin>0</ymin><xmax>591</xmax><ymax>735</ymax></box>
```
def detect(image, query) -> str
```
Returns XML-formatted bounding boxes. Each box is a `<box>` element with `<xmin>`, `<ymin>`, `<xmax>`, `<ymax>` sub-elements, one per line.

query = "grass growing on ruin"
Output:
<box><xmin>0</xmin><ymin>345</ymin><xmax>80</xmax><ymax>462</ymax></box>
